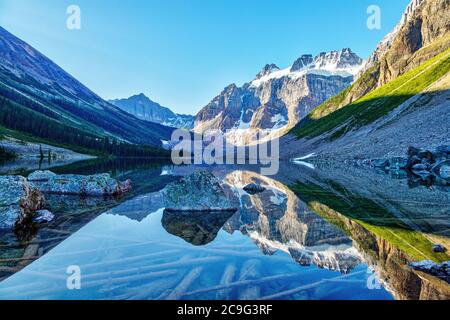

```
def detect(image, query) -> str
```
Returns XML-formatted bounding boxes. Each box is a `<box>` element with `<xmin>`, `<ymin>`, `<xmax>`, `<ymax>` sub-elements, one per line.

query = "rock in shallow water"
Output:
<box><xmin>33</xmin><ymin>210</ymin><xmax>55</xmax><ymax>223</ymax></box>
<box><xmin>29</xmin><ymin>171</ymin><xmax>132</xmax><ymax>196</ymax></box>
<box><xmin>0</xmin><ymin>176</ymin><xmax>45</xmax><ymax>229</ymax></box>
<box><xmin>163</xmin><ymin>170</ymin><xmax>237</xmax><ymax>212</ymax></box>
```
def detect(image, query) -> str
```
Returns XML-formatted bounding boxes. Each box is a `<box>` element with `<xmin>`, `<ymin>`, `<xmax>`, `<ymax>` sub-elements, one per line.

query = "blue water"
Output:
<box><xmin>1</xmin><ymin>160</ymin><xmax>448</xmax><ymax>300</ymax></box>
<box><xmin>0</xmin><ymin>175</ymin><xmax>393</xmax><ymax>300</ymax></box>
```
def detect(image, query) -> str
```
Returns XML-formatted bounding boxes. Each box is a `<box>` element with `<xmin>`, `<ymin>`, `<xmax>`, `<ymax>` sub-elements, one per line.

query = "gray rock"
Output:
<box><xmin>372</xmin><ymin>159</ymin><xmax>389</xmax><ymax>168</ymax></box>
<box><xmin>0</xmin><ymin>176</ymin><xmax>45</xmax><ymax>229</ymax></box>
<box><xmin>407</xmin><ymin>146</ymin><xmax>421</xmax><ymax>158</ymax></box>
<box><xmin>243</xmin><ymin>183</ymin><xmax>266</xmax><ymax>194</ymax></box>
<box><xmin>163</xmin><ymin>170</ymin><xmax>237</xmax><ymax>212</ymax></box>
<box><xmin>436</xmin><ymin>145</ymin><xmax>450</xmax><ymax>154</ymax></box>
<box><xmin>410</xmin><ymin>261</ymin><xmax>450</xmax><ymax>283</ymax></box>
<box><xmin>388</xmin><ymin>157</ymin><xmax>408</xmax><ymax>170</ymax></box>
<box><xmin>195</xmin><ymin>49</ymin><xmax>363</xmax><ymax>144</ymax></box>
<box><xmin>413</xmin><ymin>170</ymin><xmax>433</xmax><ymax>178</ymax></box>
<box><xmin>438</xmin><ymin>165</ymin><xmax>450</xmax><ymax>180</ymax></box>
<box><xmin>31</xmin><ymin>173</ymin><xmax>132</xmax><ymax>196</ymax></box>
<box><xmin>33</xmin><ymin>210</ymin><xmax>54</xmax><ymax>223</ymax></box>
<box><xmin>432</xmin><ymin>244</ymin><xmax>446</xmax><ymax>253</ymax></box>
<box><xmin>28</xmin><ymin>170</ymin><xmax>57</xmax><ymax>182</ymax></box>
<box><xmin>411</xmin><ymin>163</ymin><xmax>430</xmax><ymax>171</ymax></box>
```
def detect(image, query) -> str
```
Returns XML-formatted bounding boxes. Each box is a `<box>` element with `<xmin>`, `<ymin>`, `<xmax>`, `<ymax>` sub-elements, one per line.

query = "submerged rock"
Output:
<box><xmin>410</xmin><ymin>261</ymin><xmax>450</xmax><ymax>284</ymax></box>
<box><xmin>33</xmin><ymin>210</ymin><xmax>55</xmax><ymax>223</ymax></box>
<box><xmin>0</xmin><ymin>176</ymin><xmax>45</xmax><ymax>229</ymax></box>
<box><xmin>163</xmin><ymin>170</ymin><xmax>237</xmax><ymax>212</ymax></box>
<box><xmin>30</xmin><ymin>172</ymin><xmax>132</xmax><ymax>196</ymax></box>
<box><xmin>243</xmin><ymin>183</ymin><xmax>266</xmax><ymax>194</ymax></box>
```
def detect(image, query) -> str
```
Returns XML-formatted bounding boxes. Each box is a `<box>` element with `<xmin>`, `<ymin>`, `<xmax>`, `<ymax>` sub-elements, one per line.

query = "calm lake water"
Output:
<box><xmin>0</xmin><ymin>158</ymin><xmax>449</xmax><ymax>300</ymax></box>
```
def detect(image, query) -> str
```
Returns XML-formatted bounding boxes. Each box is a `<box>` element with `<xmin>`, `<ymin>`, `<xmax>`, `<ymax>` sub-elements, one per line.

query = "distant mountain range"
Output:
<box><xmin>0</xmin><ymin>26</ymin><xmax>174</xmax><ymax>154</ymax></box>
<box><xmin>109</xmin><ymin>94</ymin><xmax>195</xmax><ymax>129</ymax></box>
<box><xmin>194</xmin><ymin>48</ymin><xmax>364</xmax><ymax>145</ymax></box>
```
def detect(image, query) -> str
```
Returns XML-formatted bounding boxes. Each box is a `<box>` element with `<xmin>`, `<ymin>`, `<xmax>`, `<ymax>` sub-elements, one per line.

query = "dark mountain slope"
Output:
<box><xmin>0</xmin><ymin>26</ymin><xmax>174</xmax><ymax>149</ymax></box>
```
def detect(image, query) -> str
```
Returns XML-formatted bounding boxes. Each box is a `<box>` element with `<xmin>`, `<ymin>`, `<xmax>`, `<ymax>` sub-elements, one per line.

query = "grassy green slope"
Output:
<box><xmin>290</xmin><ymin>181</ymin><xmax>450</xmax><ymax>263</ymax></box>
<box><xmin>290</xmin><ymin>48</ymin><xmax>450</xmax><ymax>140</ymax></box>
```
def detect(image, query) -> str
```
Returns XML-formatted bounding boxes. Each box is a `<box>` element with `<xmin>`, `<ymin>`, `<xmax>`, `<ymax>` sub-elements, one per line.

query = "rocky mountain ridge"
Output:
<box><xmin>0</xmin><ymin>26</ymin><xmax>174</xmax><ymax>148</ymax></box>
<box><xmin>194</xmin><ymin>48</ymin><xmax>363</xmax><ymax>145</ymax></box>
<box><xmin>109</xmin><ymin>93</ymin><xmax>195</xmax><ymax>129</ymax></box>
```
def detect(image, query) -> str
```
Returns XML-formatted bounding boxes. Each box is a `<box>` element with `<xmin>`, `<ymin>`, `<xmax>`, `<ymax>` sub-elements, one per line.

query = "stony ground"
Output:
<box><xmin>280</xmin><ymin>73</ymin><xmax>450</xmax><ymax>161</ymax></box>
<box><xmin>0</xmin><ymin>136</ymin><xmax>93</xmax><ymax>160</ymax></box>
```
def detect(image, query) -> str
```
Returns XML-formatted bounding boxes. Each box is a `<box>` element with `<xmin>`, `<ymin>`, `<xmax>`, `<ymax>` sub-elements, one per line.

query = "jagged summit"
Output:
<box><xmin>255</xmin><ymin>64</ymin><xmax>280</xmax><ymax>79</ymax></box>
<box><xmin>291</xmin><ymin>48</ymin><xmax>363</xmax><ymax>73</ymax></box>
<box><xmin>291</xmin><ymin>54</ymin><xmax>314</xmax><ymax>71</ymax></box>
<box><xmin>314</xmin><ymin>48</ymin><xmax>363</xmax><ymax>70</ymax></box>
<box><xmin>251</xmin><ymin>48</ymin><xmax>363</xmax><ymax>87</ymax></box>
<box><xmin>195</xmin><ymin>48</ymin><xmax>364</xmax><ymax>145</ymax></box>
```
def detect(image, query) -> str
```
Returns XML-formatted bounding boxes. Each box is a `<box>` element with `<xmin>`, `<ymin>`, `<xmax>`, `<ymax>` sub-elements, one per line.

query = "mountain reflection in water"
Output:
<box><xmin>0</xmin><ymin>158</ymin><xmax>448</xmax><ymax>300</ymax></box>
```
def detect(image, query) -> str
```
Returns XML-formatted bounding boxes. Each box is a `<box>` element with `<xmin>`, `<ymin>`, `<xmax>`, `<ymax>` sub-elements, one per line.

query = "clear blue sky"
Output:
<box><xmin>0</xmin><ymin>0</ymin><xmax>410</xmax><ymax>115</ymax></box>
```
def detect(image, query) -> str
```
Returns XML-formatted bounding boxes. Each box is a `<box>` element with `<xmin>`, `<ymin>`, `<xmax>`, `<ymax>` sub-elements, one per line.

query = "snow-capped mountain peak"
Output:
<box><xmin>255</xmin><ymin>64</ymin><xmax>280</xmax><ymax>79</ymax></box>
<box><xmin>314</xmin><ymin>48</ymin><xmax>363</xmax><ymax>71</ymax></box>
<box><xmin>291</xmin><ymin>54</ymin><xmax>314</xmax><ymax>71</ymax></box>
<box><xmin>195</xmin><ymin>48</ymin><xmax>364</xmax><ymax>145</ymax></box>
<box><xmin>250</xmin><ymin>48</ymin><xmax>363</xmax><ymax>88</ymax></box>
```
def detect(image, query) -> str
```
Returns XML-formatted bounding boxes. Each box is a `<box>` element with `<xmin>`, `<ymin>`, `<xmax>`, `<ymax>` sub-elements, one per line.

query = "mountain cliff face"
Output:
<box><xmin>195</xmin><ymin>49</ymin><xmax>363</xmax><ymax>145</ymax></box>
<box><xmin>286</xmin><ymin>0</ymin><xmax>450</xmax><ymax>161</ymax></box>
<box><xmin>315</xmin><ymin>0</ymin><xmax>450</xmax><ymax>116</ymax></box>
<box><xmin>0</xmin><ymin>26</ymin><xmax>174</xmax><ymax>148</ymax></box>
<box><xmin>109</xmin><ymin>94</ymin><xmax>195</xmax><ymax>129</ymax></box>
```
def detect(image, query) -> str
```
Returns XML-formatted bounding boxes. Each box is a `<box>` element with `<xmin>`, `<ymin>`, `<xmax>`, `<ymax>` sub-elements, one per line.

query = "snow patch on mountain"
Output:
<box><xmin>195</xmin><ymin>48</ymin><xmax>364</xmax><ymax>146</ymax></box>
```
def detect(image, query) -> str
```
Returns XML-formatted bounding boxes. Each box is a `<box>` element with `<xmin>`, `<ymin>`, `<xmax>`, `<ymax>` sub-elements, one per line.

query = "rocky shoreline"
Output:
<box><xmin>350</xmin><ymin>145</ymin><xmax>450</xmax><ymax>187</ymax></box>
<box><xmin>0</xmin><ymin>170</ymin><xmax>132</xmax><ymax>230</ymax></box>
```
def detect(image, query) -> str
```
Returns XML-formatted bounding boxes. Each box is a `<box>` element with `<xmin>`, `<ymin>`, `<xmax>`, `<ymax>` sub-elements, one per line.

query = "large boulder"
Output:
<box><xmin>29</xmin><ymin>172</ymin><xmax>132</xmax><ymax>196</ymax></box>
<box><xmin>163</xmin><ymin>170</ymin><xmax>237</xmax><ymax>212</ymax></box>
<box><xmin>0</xmin><ymin>176</ymin><xmax>45</xmax><ymax>229</ymax></box>
<box><xmin>27</xmin><ymin>170</ymin><xmax>57</xmax><ymax>182</ymax></box>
